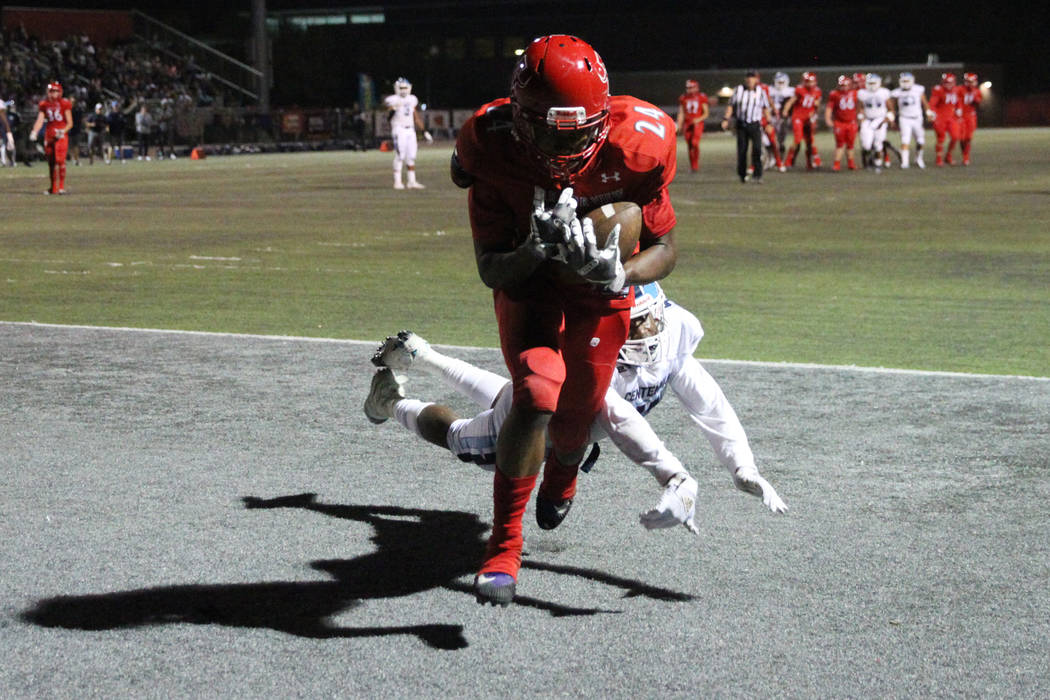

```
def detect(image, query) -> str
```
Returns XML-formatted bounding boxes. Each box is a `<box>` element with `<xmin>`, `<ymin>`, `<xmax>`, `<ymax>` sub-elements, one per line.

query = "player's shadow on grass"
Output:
<box><xmin>21</xmin><ymin>492</ymin><xmax>694</xmax><ymax>650</ymax></box>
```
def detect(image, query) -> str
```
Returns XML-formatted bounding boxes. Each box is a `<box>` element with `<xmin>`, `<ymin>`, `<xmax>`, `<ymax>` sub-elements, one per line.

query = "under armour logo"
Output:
<box><xmin>600</xmin><ymin>171</ymin><xmax>621</xmax><ymax>183</ymax></box>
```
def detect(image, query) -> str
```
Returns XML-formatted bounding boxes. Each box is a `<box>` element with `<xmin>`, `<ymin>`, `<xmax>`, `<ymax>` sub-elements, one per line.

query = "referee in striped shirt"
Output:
<box><xmin>721</xmin><ymin>69</ymin><xmax>772</xmax><ymax>183</ymax></box>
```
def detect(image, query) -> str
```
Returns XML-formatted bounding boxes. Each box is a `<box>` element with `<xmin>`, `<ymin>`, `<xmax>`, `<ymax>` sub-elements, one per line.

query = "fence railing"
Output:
<box><xmin>130</xmin><ymin>10</ymin><xmax>262</xmax><ymax>103</ymax></box>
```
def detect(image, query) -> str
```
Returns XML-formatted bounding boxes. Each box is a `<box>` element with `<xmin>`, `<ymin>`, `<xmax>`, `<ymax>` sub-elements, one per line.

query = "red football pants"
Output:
<box><xmin>45</xmin><ymin>136</ymin><xmax>69</xmax><ymax>193</ymax></box>
<box><xmin>494</xmin><ymin>288</ymin><xmax>629</xmax><ymax>454</ymax></box>
<box><xmin>683</xmin><ymin>121</ymin><xmax>704</xmax><ymax>170</ymax></box>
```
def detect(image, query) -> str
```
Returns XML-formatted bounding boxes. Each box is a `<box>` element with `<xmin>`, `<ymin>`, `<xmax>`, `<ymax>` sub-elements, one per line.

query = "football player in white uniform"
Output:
<box><xmin>364</xmin><ymin>283</ymin><xmax>788</xmax><ymax>532</ymax></box>
<box><xmin>0</xmin><ymin>99</ymin><xmax>16</xmax><ymax>167</ymax></box>
<box><xmin>857</xmin><ymin>73</ymin><xmax>894</xmax><ymax>172</ymax></box>
<box><xmin>382</xmin><ymin>77</ymin><xmax>432</xmax><ymax>189</ymax></box>
<box><xmin>889</xmin><ymin>72</ymin><xmax>929</xmax><ymax>169</ymax></box>
<box><xmin>769</xmin><ymin>72</ymin><xmax>794</xmax><ymax>167</ymax></box>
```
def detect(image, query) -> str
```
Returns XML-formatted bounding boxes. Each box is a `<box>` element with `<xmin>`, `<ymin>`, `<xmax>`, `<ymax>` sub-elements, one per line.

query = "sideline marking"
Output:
<box><xmin>3</xmin><ymin>320</ymin><xmax>1047</xmax><ymax>382</ymax></box>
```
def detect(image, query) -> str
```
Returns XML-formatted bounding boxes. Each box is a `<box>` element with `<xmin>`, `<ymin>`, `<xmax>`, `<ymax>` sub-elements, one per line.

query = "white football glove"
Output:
<box><xmin>525</xmin><ymin>186</ymin><xmax>573</xmax><ymax>261</ymax></box>
<box><xmin>29</xmin><ymin>130</ymin><xmax>38</xmax><ymax>142</ymax></box>
<box><xmin>423</xmin><ymin>130</ymin><xmax>433</xmax><ymax>143</ymax></box>
<box><xmin>731</xmin><ymin>465</ymin><xmax>788</xmax><ymax>514</ymax></box>
<box><xmin>639</xmin><ymin>473</ymin><xmax>700</xmax><ymax>535</ymax></box>
<box><xmin>926</xmin><ymin>109</ymin><xmax>937</xmax><ymax>121</ymax></box>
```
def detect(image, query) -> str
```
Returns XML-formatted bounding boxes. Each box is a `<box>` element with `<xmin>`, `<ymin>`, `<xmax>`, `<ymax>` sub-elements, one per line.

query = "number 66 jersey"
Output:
<box><xmin>453</xmin><ymin>94</ymin><xmax>678</xmax><ymax>307</ymax></box>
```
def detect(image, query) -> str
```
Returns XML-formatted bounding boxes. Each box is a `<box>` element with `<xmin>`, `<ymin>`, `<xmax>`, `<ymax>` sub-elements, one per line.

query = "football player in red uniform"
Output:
<box><xmin>824</xmin><ymin>75</ymin><xmax>859</xmax><ymax>171</ymax></box>
<box><xmin>29</xmin><ymin>82</ymin><xmax>74</xmax><ymax>195</ymax></box>
<box><xmin>928</xmin><ymin>73</ymin><xmax>964</xmax><ymax>166</ymax></box>
<box><xmin>959</xmin><ymin>72</ymin><xmax>982</xmax><ymax>165</ymax></box>
<box><xmin>781</xmin><ymin>71</ymin><xmax>822</xmax><ymax>169</ymax></box>
<box><xmin>675</xmin><ymin>79</ymin><xmax>709</xmax><ymax>172</ymax></box>
<box><xmin>447</xmin><ymin>35</ymin><xmax>678</xmax><ymax>606</ymax></box>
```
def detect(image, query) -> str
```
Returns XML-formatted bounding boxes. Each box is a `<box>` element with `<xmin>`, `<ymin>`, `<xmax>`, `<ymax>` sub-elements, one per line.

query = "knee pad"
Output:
<box><xmin>512</xmin><ymin>347</ymin><xmax>564</xmax><ymax>412</ymax></box>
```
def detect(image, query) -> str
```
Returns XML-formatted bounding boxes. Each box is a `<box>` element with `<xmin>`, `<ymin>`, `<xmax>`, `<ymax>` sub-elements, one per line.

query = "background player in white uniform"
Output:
<box><xmin>889</xmin><ymin>72</ymin><xmax>929</xmax><ymax>169</ymax></box>
<box><xmin>0</xmin><ymin>99</ymin><xmax>16</xmax><ymax>166</ymax></box>
<box><xmin>857</xmin><ymin>73</ymin><xmax>893</xmax><ymax>171</ymax></box>
<box><xmin>382</xmin><ymin>77</ymin><xmax>431</xmax><ymax>189</ymax></box>
<box><xmin>769</xmin><ymin>72</ymin><xmax>794</xmax><ymax>167</ymax></box>
<box><xmin>364</xmin><ymin>283</ymin><xmax>787</xmax><ymax>531</ymax></box>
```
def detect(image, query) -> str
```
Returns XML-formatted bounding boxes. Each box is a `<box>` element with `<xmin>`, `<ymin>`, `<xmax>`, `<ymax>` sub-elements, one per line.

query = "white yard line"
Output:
<box><xmin>2</xmin><ymin>320</ymin><xmax>1046</xmax><ymax>382</ymax></box>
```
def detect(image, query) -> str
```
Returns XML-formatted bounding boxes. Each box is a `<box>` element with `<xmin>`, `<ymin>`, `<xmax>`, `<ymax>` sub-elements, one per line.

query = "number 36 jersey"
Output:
<box><xmin>455</xmin><ymin>95</ymin><xmax>678</xmax><ymax>296</ymax></box>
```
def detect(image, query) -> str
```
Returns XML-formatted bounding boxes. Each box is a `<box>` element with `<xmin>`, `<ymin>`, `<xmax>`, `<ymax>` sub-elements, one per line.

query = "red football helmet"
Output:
<box><xmin>803</xmin><ymin>71</ymin><xmax>818</xmax><ymax>86</ymax></box>
<box><xmin>852</xmin><ymin>73</ymin><xmax>866</xmax><ymax>89</ymax></box>
<box><xmin>941</xmin><ymin>72</ymin><xmax>957</xmax><ymax>87</ymax></box>
<box><xmin>47</xmin><ymin>81</ymin><xmax>63</xmax><ymax>96</ymax></box>
<box><xmin>510</xmin><ymin>35</ymin><xmax>611</xmax><ymax>180</ymax></box>
<box><xmin>685</xmin><ymin>79</ymin><xmax>699</xmax><ymax>93</ymax></box>
<box><xmin>837</xmin><ymin>74</ymin><xmax>852</xmax><ymax>90</ymax></box>
<box><xmin>964</xmin><ymin>72</ymin><xmax>978</xmax><ymax>86</ymax></box>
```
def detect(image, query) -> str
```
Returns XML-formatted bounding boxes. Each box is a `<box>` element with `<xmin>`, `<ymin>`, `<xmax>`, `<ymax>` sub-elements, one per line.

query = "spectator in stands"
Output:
<box><xmin>135</xmin><ymin>102</ymin><xmax>153</xmax><ymax>160</ymax></box>
<box><xmin>106</xmin><ymin>100</ymin><xmax>127</xmax><ymax>164</ymax></box>
<box><xmin>83</xmin><ymin>102</ymin><xmax>107</xmax><ymax>164</ymax></box>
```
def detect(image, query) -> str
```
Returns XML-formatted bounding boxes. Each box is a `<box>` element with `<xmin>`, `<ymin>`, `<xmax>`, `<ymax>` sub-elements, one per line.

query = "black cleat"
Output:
<box><xmin>535</xmin><ymin>493</ymin><xmax>573</xmax><ymax>530</ymax></box>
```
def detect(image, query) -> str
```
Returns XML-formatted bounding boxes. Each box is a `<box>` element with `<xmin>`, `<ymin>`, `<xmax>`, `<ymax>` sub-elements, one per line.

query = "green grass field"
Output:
<box><xmin>2</xmin><ymin>127</ymin><xmax>1048</xmax><ymax>376</ymax></box>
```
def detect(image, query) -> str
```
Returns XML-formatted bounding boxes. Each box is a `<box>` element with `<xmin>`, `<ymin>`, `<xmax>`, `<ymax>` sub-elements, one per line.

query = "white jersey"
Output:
<box><xmin>443</xmin><ymin>300</ymin><xmax>755</xmax><ymax>480</ymax></box>
<box><xmin>771</xmin><ymin>85</ymin><xmax>794</xmax><ymax>117</ymax></box>
<box><xmin>384</xmin><ymin>93</ymin><xmax>418</xmax><ymax>130</ymax></box>
<box><xmin>857</xmin><ymin>87</ymin><xmax>891</xmax><ymax>120</ymax></box>
<box><xmin>890</xmin><ymin>85</ymin><xmax>925</xmax><ymax>120</ymax></box>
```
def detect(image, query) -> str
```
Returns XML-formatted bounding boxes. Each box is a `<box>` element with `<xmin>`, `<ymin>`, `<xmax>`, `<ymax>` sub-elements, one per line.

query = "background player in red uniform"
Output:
<box><xmin>446</xmin><ymin>35</ymin><xmax>678</xmax><ymax>606</ymax></box>
<box><xmin>675</xmin><ymin>79</ymin><xmax>709</xmax><ymax>172</ymax></box>
<box><xmin>781</xmin><ymin>71</ymin><xmax>822</xmax><ymax>169</ymax></box>
<box><xmin>928</xmin><ymin>72</ymin><xmax>964</xmax><ymax>166</ymax></box>
<box><xmin>824</xmin><ymin>75</ymin><xmax>859</xmax><ymax>171</ymax></box>
<box><xmin>959</xmin><ymin>72</ymin><xmax>982</xmax><ymax>165</ymax></box>
<box><xmin>29</xmin><ymin>82</ymin><xmax>73</xmax><ymax>194</ymax></box>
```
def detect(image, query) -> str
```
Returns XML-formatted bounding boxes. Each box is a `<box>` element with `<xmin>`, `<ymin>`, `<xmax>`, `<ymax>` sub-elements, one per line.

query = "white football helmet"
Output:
<box><xmin>394</xmin><ymin>78</ymin><xmax>412</xmax><ymax>96</ymax></box>
<box><xmin>865</xmin><ymin>73</ymin><xmax>882</xmax><ymax>91</ymax></box>
<box><xmin>774</xmin><ymin>72</ymin><xmax>790</xmax><ymax>88</ymax></box>
<box><xmin>898</xmin><ymin>72</ymin><xmax>915</xmax><ymax>89</ymax></box>
<box><xmin>618</xmin><ymin>282</ymin><xmax>672</xmax><ymax>366</ymax></box>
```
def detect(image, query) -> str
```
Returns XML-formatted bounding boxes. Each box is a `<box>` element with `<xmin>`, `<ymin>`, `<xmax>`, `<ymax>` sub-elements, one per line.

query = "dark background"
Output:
<box><xmin>10</xmin><ymin>0</ymin><xmax>1048</xmax><ymax>106</ymax></box>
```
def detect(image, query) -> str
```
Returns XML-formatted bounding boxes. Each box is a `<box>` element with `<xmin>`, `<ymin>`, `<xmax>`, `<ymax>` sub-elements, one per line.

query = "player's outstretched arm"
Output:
<box><xmin>668</xmin><ymin>354</ymin><xmax>787</xmax><ymax>514</ymax></box>
<box><xmin>594</xmin><ymin>388</ymin><xmax>698</xmax><ymax>534</ymax></box>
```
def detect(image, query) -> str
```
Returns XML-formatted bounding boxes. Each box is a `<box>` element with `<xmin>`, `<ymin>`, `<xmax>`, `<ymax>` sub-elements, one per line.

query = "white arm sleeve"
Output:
<box><xmin>668</xmin><ymin>356</ymin><xmax>755</xmax><ymax>475</ymax></box>
<box><xmin>595</xmin><ymin>386</ymin><xmax>684</xmax><ymax>486</ymax></box>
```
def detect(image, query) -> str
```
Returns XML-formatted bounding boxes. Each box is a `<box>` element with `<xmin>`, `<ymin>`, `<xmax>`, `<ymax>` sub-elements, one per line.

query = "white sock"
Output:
<box><xmin>421</xmin><ymin>350</ymin><xmax>508</xmax><ymax>408</ymax></box>
<box><xmin>902</xmin><ymin>148</ymin><xmax>910</xmax><ymax>166</ymax></box>
<box><xmin>406</xmin><ymin>168</ymin><xmax>417</xmax><ymax>184</ymax></box>
<box><xmin>393</xmin><ymin>399</ymin><xmax>432</xmax><ymax>437</ymax></box>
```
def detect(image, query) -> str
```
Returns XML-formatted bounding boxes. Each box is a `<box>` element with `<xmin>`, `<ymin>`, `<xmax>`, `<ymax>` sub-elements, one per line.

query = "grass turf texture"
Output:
<box><xmin>2</xmin><ymin>127</ymin><xmax>1048</xmax><ymax>376</ymax></box>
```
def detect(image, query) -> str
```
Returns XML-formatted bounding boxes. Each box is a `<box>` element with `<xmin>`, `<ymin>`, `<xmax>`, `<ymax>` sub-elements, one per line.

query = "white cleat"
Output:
<box><xmin>371</xmin><ymin>330</ymin><xmax>431</xmax><ymax>370</ymax></box>
<box><xmin>407</xmin><ymin>181</ymin><xmax>425</xmax><ymax>189</ymax></box>
<box><xmin>732</xmin><ymin>465</ymin><xmax>788</xmax><ymax>514</ymax></box>
<box><xmin>363</xmin><ymin>368</ymin><xmax>405</xmax><ymax>424</ymax></box>
<box><xmin>901</xmin><ymin>161</ymin><xmax>910</xmax><ymax>169</ymax></box>
<box><xmin>393</xmin><ymin>181</ymin><xmax>405</xmax><ymax>189</ymax></box>
<box><xmin>916</xmin><ymin>157</ymin><xmax>926</xmax><ymax>169</ymax></box>
<box><xmin>639</xmin><ymin>472</ymin><xmax>700</xmax><ymax>534</ymax></box>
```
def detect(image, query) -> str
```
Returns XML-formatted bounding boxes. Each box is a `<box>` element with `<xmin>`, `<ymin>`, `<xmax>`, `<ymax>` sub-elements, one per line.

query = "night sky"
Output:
<box><xmin>11</xmin><ymin>0</ymin><xmax>1048</xmax><ymax>100</ymax></box>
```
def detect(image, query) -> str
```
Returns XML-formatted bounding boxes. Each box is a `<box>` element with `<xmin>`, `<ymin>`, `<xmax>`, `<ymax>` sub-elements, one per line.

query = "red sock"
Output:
<box><xmin>480</xmin><ymin>470</ymin><xmax>537</xmax><ymax>578</ymax></box>
<box><xmin>58</xmin><ymin>162</ymin><xmax>67</xmax><ymax>190</ymax></box>
<box><xmin>539</xmin><ymin>452</ymin><xmax>579</xmax><ymax>503</ymax></box>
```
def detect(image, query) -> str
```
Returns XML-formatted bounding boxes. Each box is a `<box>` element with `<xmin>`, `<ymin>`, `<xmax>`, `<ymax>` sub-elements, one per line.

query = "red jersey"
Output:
<box><xmin>828</xmin><ymin>89</ymin><xmax>858</xmax><ymax>122</ymax></box>
<box><xmin>678</xmin><ymin>91</ymin><xmax>708</xmax><ymax>124</ymax></box>
<box><xmin>791</xmin><ymin>84</ymin><xmax>822</xmax><ymax>119</ymax></box>
<box><xmin>960</xmin><ymin>86</ymin><xmax>982</xmax><ymax>117</ymax></box>
<box><xmin>456</xmin><ymin>95</ymin><xmax>677</xmax><ymax>306</ymax></box>
<box><xmin>37</xmin><ymin>97</ymin><xmax>72</xmax><ymax>138</ymax></box>
<box><xmin>929</xmin><ymin>85</ymin><xmax>964</xmax><ymax>118</ymax></box>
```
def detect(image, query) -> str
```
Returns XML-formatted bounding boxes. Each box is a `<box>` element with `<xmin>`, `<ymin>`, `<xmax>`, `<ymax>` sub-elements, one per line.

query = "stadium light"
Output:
<box><xmin>718</xmin><ymin>85</ymin><xmax>733</xmax><ymax>98</ymax></box>
<box><xmin>514</xmin><ymin>48</ymin><xmax>525</xmax><ymax>56</ymax></box>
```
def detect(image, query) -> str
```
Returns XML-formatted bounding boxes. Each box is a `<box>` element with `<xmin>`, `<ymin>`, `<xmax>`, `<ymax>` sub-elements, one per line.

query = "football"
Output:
<box><xmin>551</xmin><ymin>201</ymin><xmax>642</xmax><ymax>285</ymax></box>
<box><xmin>584</xmin><ymin>201</ymin><xmax>642</xmax><ymax>263</ymax></box>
